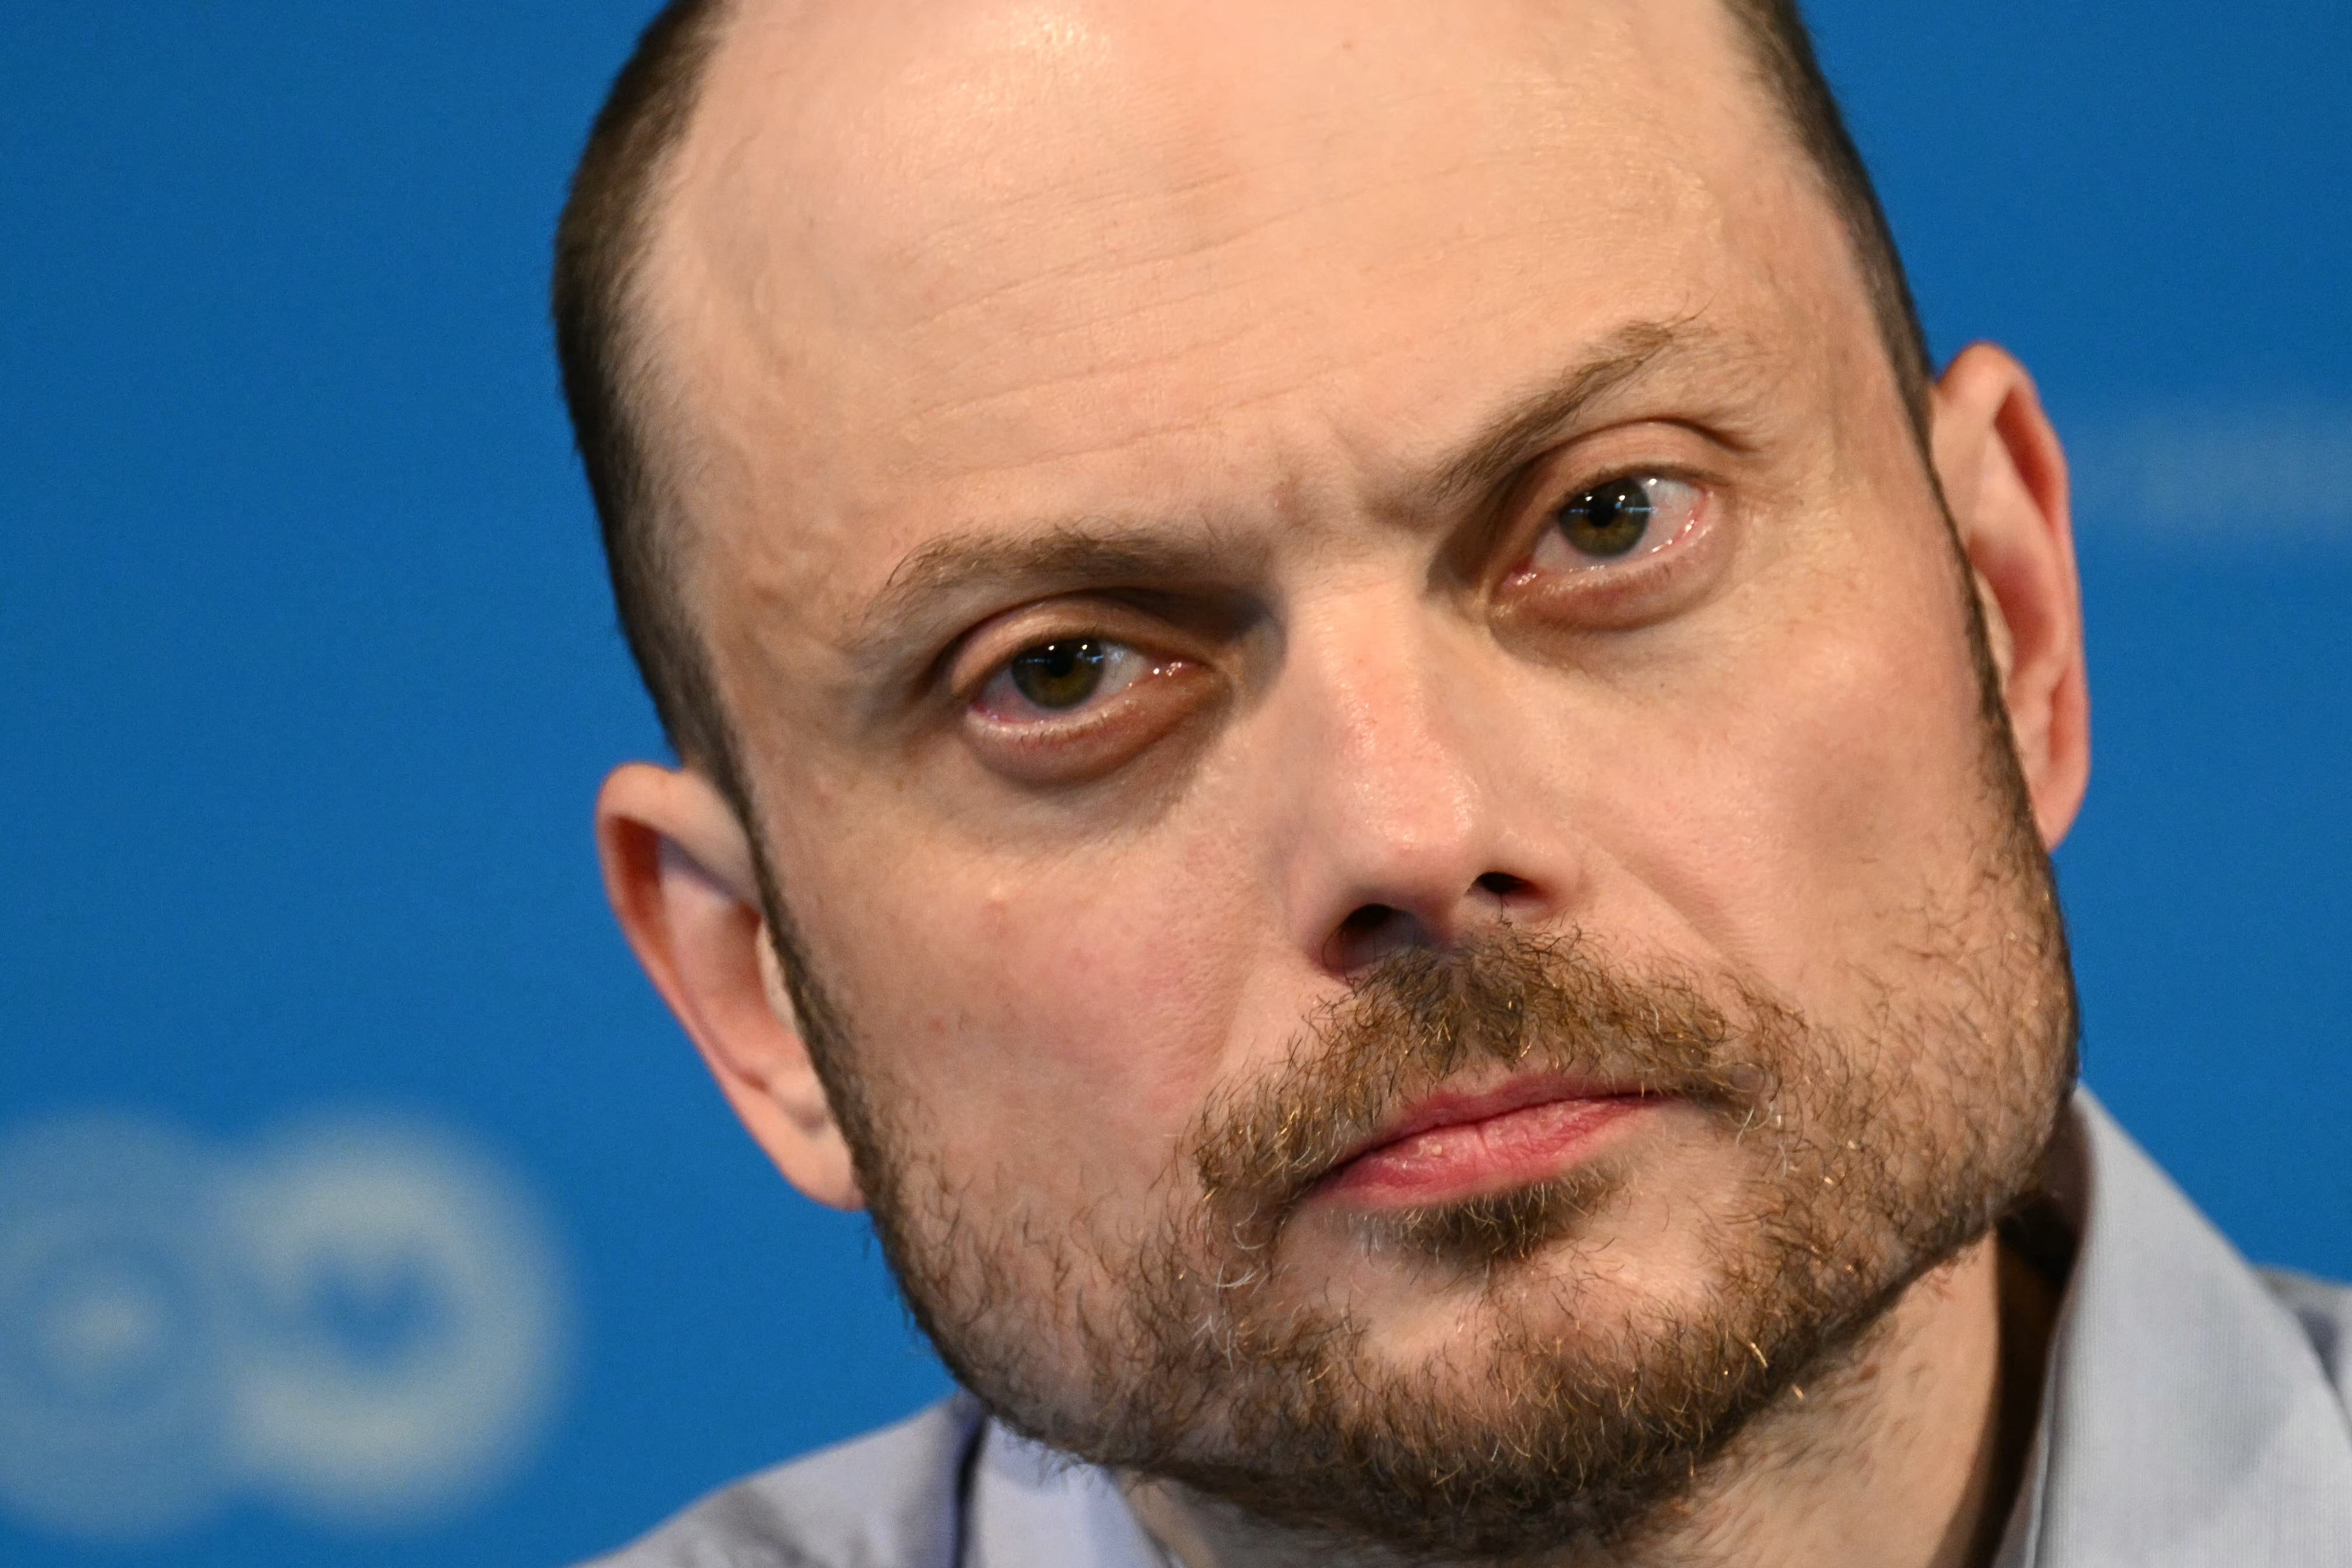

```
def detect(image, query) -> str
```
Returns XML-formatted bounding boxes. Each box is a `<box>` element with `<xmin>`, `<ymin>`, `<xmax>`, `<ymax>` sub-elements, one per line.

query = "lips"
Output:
<box><xmin>1315</xmin><ymin>1078</ymin><xmax>1654</xmax><ymax>1210</ymax></box>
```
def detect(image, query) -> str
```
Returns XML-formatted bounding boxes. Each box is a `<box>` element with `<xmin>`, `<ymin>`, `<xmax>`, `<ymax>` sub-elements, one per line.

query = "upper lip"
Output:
<box><xmin>1326</xmin><ymin>1074</ymin><xmax>1649</xmax><ymax>1176</ymax></box>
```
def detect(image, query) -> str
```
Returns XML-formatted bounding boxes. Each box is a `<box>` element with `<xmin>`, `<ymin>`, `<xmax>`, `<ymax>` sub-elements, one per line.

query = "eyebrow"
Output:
<box><xmin>1424</xmin><ymin>317</ymin><xmax>1702</xmax><ymax>507</ymax></box>
<box><xmin>839</xmin><ymin>316</ymin><xmax>1718</xmax><ymax>667</ymax></box>
<box><xmin>842</xmin><ymin>525</ymin><xmax>1249</xmax><ymax>670</ymax></box>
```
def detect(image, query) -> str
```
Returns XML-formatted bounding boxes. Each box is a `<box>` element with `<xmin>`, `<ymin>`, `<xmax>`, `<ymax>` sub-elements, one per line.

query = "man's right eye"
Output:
<box><xmin>974</xmin><ymin>637</ymin><xmax>1152</xmax><ymax>722</ymax></box>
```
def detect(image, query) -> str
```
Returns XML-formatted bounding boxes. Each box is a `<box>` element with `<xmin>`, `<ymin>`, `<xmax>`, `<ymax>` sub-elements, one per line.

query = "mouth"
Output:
<box><xmin>1313</xmin><ymin>1077</ymin><xmax>1658</xmax><ymax>1211</ymax></box>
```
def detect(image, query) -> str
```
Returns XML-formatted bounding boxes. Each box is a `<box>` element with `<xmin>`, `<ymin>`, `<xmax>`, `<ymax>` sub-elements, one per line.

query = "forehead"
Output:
<box><xmin>646</xmin><ymin>0</ymin><xmax>1863</xmax><ymax>634</ymax></box>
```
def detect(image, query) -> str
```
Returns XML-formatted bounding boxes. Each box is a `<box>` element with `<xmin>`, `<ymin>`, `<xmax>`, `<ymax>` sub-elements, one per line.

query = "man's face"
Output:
<box><xmin>644</xmin><ymin>0</ymin><xmax>2076</xmax><ymax>1552</ymax></box>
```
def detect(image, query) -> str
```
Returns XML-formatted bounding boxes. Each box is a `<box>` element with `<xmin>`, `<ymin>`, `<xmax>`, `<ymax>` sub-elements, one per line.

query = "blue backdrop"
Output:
<box><xmin>4</xmin><ymin>4</ymin><xmax>2346</xmax><ymax>1563</ymax></box>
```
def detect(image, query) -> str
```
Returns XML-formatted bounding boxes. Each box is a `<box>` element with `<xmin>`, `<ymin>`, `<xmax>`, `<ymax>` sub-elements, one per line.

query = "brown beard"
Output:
<box><xmin>784</xmin><ymin>905</ymin><xmax>2074</xmax><ymax>1562</ymax></box>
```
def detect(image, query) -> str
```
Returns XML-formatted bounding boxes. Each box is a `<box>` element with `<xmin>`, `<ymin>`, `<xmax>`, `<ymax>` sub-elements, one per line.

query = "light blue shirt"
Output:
<box><xmin>588</xmin><ymin>1096</ymin><xmax>2352</xmax><ymax>1567</ymax></box>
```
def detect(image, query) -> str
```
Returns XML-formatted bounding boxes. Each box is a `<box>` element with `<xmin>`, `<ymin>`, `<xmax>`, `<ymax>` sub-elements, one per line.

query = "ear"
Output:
<box><xmin>595</xmin><ymin>762</ymin><xmax>863</xmax><ymax>1209</ymax></box>
<box><xmin>1929</xmin><ymin>343</ymin><xmax>2092</xmax><ymax>850</ymax></box>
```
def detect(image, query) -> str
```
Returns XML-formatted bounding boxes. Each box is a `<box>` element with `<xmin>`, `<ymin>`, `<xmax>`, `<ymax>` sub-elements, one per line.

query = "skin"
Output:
<box><xmin>592</xmin><ymin>0</ymin><xmax>2091</xmax><ymax>1562</ymax></box>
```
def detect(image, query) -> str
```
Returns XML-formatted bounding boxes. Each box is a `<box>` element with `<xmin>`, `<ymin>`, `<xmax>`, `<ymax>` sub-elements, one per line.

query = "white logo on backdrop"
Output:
<box><xmin>2069</xmin><ymin>405</ymin><xmax>2352</xmax><ymax>542</ymax></box>
<box><xmin>0</xmin><ymin>1111</ymin><xmax>570</xmax><ymax>1544</ymax></box>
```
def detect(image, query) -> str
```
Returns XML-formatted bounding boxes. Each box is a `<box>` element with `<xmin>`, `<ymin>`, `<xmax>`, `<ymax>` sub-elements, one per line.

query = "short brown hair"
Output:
<box><xmin>551</xmin><ymin>0</ymin><xmax>1933</xmax><ymax>793</ymax></box>
<box><xmin>552</xmin><ymin>0</ymin><xmax>740</xmax><ymax>787</ymax></box>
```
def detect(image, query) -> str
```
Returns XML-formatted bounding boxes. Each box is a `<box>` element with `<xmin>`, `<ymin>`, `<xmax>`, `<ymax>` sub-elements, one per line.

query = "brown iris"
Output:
<box><xmin>1007</xmin><ymin>639</ymin><xmax>1112</xmax><ymax>710</ymax></box>
<box><xmin>1555</xmin><ymin>477</ymin><xmax>1656</xmax><ymax>559</ymax></box>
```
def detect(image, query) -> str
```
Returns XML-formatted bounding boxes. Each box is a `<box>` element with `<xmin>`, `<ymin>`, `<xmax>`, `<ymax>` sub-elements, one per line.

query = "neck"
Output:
<box><xmin>1125</xmin><ymin>1234</ymin><xmax>2059</xmax><ymax>1568</ymax></box>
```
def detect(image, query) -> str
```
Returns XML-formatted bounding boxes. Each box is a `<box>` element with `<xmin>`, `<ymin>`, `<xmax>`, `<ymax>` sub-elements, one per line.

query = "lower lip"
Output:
<box><xmin>1321</xmin><ymin>1095</ymin><xmax>1650</xmax><ymax>1209</ymax></box>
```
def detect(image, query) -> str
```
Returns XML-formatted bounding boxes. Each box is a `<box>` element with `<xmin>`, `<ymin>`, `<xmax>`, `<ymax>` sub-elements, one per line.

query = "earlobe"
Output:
<box><xmin>595</xmin><ymin>762</ymin><xmax>866</xmax><ymax>1210</ymax></box>
<box><xmin>1929</xmin><ymin>344</ymin><xmax>2092</xmax><ymax>850</ymax></box>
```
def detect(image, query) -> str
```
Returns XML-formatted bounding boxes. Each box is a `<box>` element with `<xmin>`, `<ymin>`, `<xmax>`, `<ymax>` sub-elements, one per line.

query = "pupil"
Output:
<box><xmin>1010</xmin><ymin>639</ymin><xmax>1108</xmax><ymax>709</ymax></box>
<box><xmin>1559</xmin><ymin>477</ymin><xmax>1653</xmax><ymax>558</ymax></box>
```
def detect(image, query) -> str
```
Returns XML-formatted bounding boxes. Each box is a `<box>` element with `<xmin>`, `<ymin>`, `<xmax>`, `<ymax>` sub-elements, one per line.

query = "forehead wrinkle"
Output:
<box><xmin>835</xmin><ymin>312</ymin><xmax>1769</xmax><ymax>671</ymax></box>
<box><xmin>860</xmin><ymin>135</ymin><xmax>1674</xmax><ymax>387</ymax></box>
<box><xmin>888</xmin><ymin>146</ymin><xmax>1626</xmax><ymax>391</ymax></box>
<box><xmin>854</xmin><ymin>192</ymin><xmax>1725</xmax><ymax>494</ymax></box>
<box><xmin>682</xmin><ymin>0</ymin><xmax>1725</xmax><ymax>335</ymax></box>
<box><xmin>881</xmin><ymin>117</ymin><xmax>1576</xmax><ymax>320</ymax></box>
<box><xmin>664</xmin><ymin>0</ymin><xmax>1804</xmax><ymax>368</ymax></box>
<box><xmin>666</xmin><ymin>0</ymin><xmax>1779</xmax><ymax>377</ymax></box>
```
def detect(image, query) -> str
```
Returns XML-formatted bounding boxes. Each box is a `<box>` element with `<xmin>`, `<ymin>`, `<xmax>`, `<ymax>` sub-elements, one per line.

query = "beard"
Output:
<box><xmin>756</xmin><ymin>685</ymin><xmax>2078</xmax><ymax>1564</ymax></box>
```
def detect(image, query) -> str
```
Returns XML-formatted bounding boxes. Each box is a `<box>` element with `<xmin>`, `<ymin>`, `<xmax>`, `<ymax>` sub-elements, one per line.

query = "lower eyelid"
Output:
<box><xmin>1521</xmin><ymin>512</ymin><xmax>1696</xmax><ymax>581</ymax></box>
<box><xmin>961</xmin><ymin>658</ymin><xmax>1222</xmax><ymax>783</ymax></box>
<box><xmin>1500</xmin><ymin>494</ymin><xmax>1727</xmax><ymax>629</ymax></box>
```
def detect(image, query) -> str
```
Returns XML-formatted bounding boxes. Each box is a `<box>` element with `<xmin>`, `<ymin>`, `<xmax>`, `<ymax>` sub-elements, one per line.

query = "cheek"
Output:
<box><xmin>1598</xmin><ymin>536</ymin><xmax>1997</xmax><ymax>1002</ymax></box>
<box><xmin>790</xmin><ymin>824</ymin><xmax>1264</xmax><ymax>1197</ymax></box>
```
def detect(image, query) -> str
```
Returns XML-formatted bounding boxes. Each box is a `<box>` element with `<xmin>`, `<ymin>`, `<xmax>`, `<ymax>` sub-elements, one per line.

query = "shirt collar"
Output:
<box><xmin>966</xmin><ymin>1417</ymin><xmax>1166</xmax><ymax>1568</ymax></box>
<box><xmin>1997</xmin><ymin>1090</ymin><xmax>2352</xmax><ymax>1566</ymax></box>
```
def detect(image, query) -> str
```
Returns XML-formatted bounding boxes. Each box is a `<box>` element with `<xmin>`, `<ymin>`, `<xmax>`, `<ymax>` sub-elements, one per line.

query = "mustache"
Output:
<box><xmin>1189</xmin><ymin>926</ymin><xmax>1789</xmax><ymax>1220</ymax></box>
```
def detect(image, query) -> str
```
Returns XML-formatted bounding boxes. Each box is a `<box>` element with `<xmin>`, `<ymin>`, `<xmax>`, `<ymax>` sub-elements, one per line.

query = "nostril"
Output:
<box><xmin>1328</xmin><ymin>903</ymin><xmax>1426</xmax><ymax>973</ymax></box>
<box><xmin>1474</xmin><ymin>872</ymin><xmax>1530</xmax><ymax>900</ymax></box>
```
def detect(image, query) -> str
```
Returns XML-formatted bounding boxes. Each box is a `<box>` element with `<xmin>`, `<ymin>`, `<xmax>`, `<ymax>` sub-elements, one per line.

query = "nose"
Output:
<box><xmin>1328</xmin><ymin>870</ymin><xmax>1540</xmax><ymax>970</ymax></box>
<box><xmin>1271</xmin><ymin>590</ymin><xmax>1579</xmax><ymax>978</ymax></box>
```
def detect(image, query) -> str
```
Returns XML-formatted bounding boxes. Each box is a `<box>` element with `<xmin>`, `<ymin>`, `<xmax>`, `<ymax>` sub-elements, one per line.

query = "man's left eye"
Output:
<box><xmin>1529</xmin><ymin>474</ymin><xmax>1704</xmax><ymax>571</ymax></box>
<box><xmin>974</xmin><ymin>637</ymin><xmax>1152</xmax><ymax>720</ymax></box>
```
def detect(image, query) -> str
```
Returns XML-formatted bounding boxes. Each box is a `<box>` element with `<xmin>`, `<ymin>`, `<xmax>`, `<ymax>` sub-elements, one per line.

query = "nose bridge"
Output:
<box><xmin>1273</xmin><ymin>576</ymin><xmax>1553</xmax><ymax>968</ymax></box>
<box><xmin>1304</xmin><ymin>589</ymin><xmax>1482</xmax><ymax>853</ymax></box>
